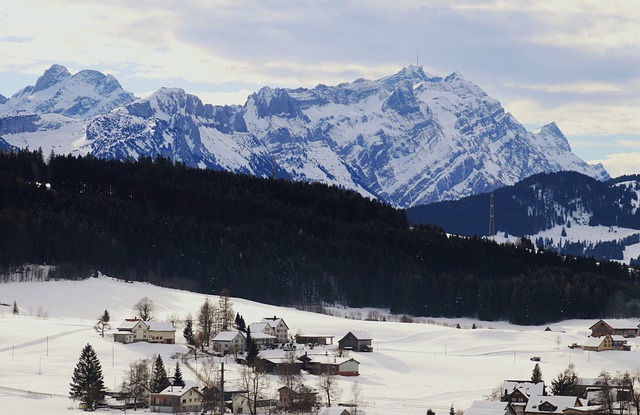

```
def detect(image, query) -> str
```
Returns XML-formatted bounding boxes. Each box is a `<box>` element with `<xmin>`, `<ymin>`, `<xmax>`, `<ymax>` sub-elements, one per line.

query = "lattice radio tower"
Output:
<box><xmin>488</xmin><ymin>191</ymin><xmax>495</xmax><ymax>237</ymax></box>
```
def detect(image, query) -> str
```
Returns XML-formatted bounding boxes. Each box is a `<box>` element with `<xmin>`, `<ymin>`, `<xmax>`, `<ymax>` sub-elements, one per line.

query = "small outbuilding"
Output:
<box><xmin>338</xmin><ymin>331</ymin><xmax>373</xmax><ymax>352</ymax></box>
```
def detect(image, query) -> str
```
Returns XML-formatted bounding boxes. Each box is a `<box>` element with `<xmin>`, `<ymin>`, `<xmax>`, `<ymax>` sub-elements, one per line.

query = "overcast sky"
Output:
<box><xmin>1</xmin><ymin>0</ymin><xmax>639</xmax><ymax>177</ymax></box>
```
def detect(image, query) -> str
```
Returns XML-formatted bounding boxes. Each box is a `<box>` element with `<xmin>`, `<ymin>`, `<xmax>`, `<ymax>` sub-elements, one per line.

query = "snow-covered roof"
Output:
<box><xmin>611</xmin><ymin>335</ymin><xmax>628</xmax><ymax>342</ymax></box>
<box><xmin>465</xmin><ymin>401</ymin><xmax>513</xmax><ymax>415</ymax></box>
<box><xmin>305</xmin><ymin>354</ymin><xmax>359</xmax><ymax>365</ymax></box>
<box><xmin>147</xmin><ymin>321</ymin><xmax>176</xmax><ymax>332</ymax></box>
<box><xmin>583</xmin><ymin>337</ymin><xmax>605</xmax><ymax>347</ymax></box>
<box><xmin>117</xmin><ymin>319</ymin><xmax>147</xmax><ymax>330</ymax></box>
<box><xmin>213</xmin><ymin>330</ymin><xmax>245</xmax><ymax>342</ymax></box>
<box><xmin>524</xmin><ymin>395</ymin><xmax>586</xmax><ymax>414</ymax></box>
<box><xmin>346</xmin><ymin>330</ymin><xmax>371</xmax><ymax>340</ymax></box>
<box><xmin>261</xmin><ymin>316</ymin><xmax>288</xmax><ymax>329</ymax></box>
<box><xmin>157</xmin><ymin>380</ymin><xmax>200</xmax><ymax>397</ymax></box>
<box><xmin>504</xmin><ymin>380</ymin><xmax>545</xmax><ymax>397</ymax></box>
<box><xmin>249</xmin><ymin>322</ymin><xmax>269</xmax><ymax>333</ymax></box>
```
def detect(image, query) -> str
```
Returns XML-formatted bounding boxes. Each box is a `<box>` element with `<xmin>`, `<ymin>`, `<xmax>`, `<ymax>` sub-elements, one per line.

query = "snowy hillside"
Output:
<box><xmin>1</xmin><ymin>275</ymin><xmax>640</xmax><ymax>415</ymax></box>
<box><xmin>0</xmin><ymin>64</ymin><xmax>608</xmax><ymax>207</ymax></box>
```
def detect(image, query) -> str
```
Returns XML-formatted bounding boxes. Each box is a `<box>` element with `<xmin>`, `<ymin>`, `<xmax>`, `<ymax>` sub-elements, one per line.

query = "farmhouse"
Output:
<box><xmin>149</xmin><ymin>381</ymin><xmax>203</xmax><ymax>413</ymax></box>
<box><xmin>261</xmin><ymin>316</ymin><xmax>290</xmax><ymax>343</ymax></box>
<box><xmin>114</xmin><ymin>319</ymin><xmax>176</xmax><ymax>344</ymax></box>
<box><xmin>295</xmin><ymin>334</ymin><xmax>335</xmax><ymax>346</ymax></box>
<box><xmin>338</xmin><ymin>331</ymin><xmax>373</xmax><ymax>352</ymax></box>
<box><xmin>298</xmin><ymin>353</ymin><xmax>360</xmax><ymax>376</ymax></box>
<box><xmin>503</xmin><ymin>380</ymin><xmax>546</xmax><ymax>415</ymax></box>
<box><xmin>211</xmin><ymin>330</ymin><xmax>246</xmax><ymax>354</ymax></box>
<box><xmin>589</xmin><ymin>319</ymin><xmax>638</xmax><ymax>338</ymax></box>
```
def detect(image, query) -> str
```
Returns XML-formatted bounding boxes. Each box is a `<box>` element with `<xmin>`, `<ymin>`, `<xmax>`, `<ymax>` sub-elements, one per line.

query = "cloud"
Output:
<box><xmin>589</xmin><ymin>152</ymin><xmax>640</xmax><ymax>178</ymax></box>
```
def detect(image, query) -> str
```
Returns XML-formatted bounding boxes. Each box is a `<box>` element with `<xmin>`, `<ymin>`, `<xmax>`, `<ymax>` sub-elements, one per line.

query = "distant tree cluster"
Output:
<box><xmin>2</xmin><ymin>150</ymin><xmax>639</xmax><ymax>325</ymax></box>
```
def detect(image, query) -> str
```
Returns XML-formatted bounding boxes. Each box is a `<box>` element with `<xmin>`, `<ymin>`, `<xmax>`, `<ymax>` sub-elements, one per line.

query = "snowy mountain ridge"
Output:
<box><xmin>0</xmin><ymin>64</ymin><xmax>608</xmax><ymax>207</ymax></box>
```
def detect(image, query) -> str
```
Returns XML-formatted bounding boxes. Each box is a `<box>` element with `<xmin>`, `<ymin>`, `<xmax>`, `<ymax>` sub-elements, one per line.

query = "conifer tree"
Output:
<box><xmin>150</xmin><ymin>354</ymin><xmax>169</xmax><ymax>393</ymax></box>
<box><xmin>173</xmin><ymin>361</ymin><xmax>185</xmax><ymax>387</ymax></box>
<box><xmin>12</xmin><ymin>300</ymin><xmax>18</xmax><ymax>315</ymax></box>
<box><xmin>183</xmin><ymin>318</ymin><xmax>195</xmax><ymax>346</ymax></box>
<box><xmin>245</xmin><ymin>327</ymin><xmax>259</xmax><ymax>367</ymax></box>
<box><xmin>69</xmin><ymin>343</ymin><xmax>105</xmax><ymax>410</ymax></box>
<box><xmin>532</xmin><ymin>363</ymin><xmax>543</xmax><ymax>383</ymax></box>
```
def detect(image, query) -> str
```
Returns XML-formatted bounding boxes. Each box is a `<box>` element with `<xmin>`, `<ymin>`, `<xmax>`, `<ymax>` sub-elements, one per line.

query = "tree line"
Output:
<box><xmin>1</xmin><ymin>149</ymin><xmax>639</xmax><ymax>324</ymax></box>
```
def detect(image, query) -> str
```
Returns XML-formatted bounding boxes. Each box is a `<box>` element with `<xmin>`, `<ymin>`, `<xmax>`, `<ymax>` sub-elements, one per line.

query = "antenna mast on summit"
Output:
<box><xmin>489</xmin><ymin>191</ymin><xmax>495</xmax><ymax>237</ymax></box>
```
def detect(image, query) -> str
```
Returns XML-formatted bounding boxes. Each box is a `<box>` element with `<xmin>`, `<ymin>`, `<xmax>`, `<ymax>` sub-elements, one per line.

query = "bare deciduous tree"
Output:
<box><xmin>197</xmin><ymin>298</ymin><xmax>217</xmax><ymax>347</ymax></box>
<box><xmin>218</xmin><ymin>288</ymin><xmax>235</xmax><ymax>331</ymax></box>
<box><xmin>238</xmin><ymin>364</ymin><xmax>270</xmax><ymax>415</ymax></box>
<box><xmin>123</xmin><ymin>358</ymin><xmax>151</xmax><ymax>409</ymax></box>
<box><xmin>134</xmin><ymin>297</ymin><xmax>156</xmax><ymax>321</ymax></box>
<box><xmin>317</xmin><ymin>371</ymin><xmax>341</xmax><ymax>407</ymax></box>
<box><xmin>279</xmin><ymin>351</ymin><xmax>303</xmax><ymax>391</ymax></box>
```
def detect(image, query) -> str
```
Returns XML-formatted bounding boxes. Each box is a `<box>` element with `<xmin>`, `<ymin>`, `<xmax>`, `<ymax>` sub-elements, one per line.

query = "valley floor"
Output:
<box><xmin>1</xmin><ymin>276</ymin><xmax>639</xmax><ymax>415</ymax></box>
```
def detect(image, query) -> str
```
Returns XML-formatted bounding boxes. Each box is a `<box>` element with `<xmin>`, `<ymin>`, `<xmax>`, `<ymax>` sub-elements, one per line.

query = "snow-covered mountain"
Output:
<box><xmin>0</xmin><ymin>64</ymin><xmax>608</xmax><ymax>207</ymax></box>
<box><xmin>407</xmin><ymin>171</ymin><xmax>640</xmax><ymax>263</ymax></box>
<box><xmin>0</xmin><ymin>64</ymin><xmax>136</xmax><ymax>118</ymax></box>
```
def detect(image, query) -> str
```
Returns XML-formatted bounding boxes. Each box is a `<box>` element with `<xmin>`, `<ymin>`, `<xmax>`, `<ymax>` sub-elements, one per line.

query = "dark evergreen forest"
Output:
<box><xmin>1</xmin><ymin>150</ymin><xmax>639</xmax><ymax>324</ymax></box>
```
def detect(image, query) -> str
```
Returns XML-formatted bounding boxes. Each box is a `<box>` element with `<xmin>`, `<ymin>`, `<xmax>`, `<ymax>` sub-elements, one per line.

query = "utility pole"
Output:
<box><xmin>219</xmin><ymin>362</ymin><xmax>225</xmax><ymax>415</ymax></box>
<box><xmin>489</xmin><ymin>191</ymin><xmax>495</xmax><ymax>237</ymax></box>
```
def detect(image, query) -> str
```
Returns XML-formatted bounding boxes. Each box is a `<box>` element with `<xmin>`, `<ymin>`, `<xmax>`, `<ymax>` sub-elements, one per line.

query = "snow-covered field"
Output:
<box><xmin>1</xmin><ymin>276</ymin><xmax>639</xmax><ymax>415</ymax></box>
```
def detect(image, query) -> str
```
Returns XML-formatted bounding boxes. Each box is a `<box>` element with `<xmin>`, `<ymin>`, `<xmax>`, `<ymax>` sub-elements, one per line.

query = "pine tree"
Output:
<box><xmin>69</xmin><ymin>343</ymin><xmax>105</xmax><ymax>410</ymax></box>
<box><xmin>150</xmin><ymin>354</ymin><xmax>169</xmax><ymax>393</ymax></box>
<box><xmin>101</xmin><ymin>310</ymin><xmax>110</xmax><ymax>323</ymax></box>
<box><xmin>173</xmin><ymin>361</ymin><xmax>185</xmax><ymax>387</ymax></box>
<box><xmin>246</xmin><ymin>327</ymin><xmax>259</xmax><ymax>367</ymax></box>
<box><xmin>183</xmin><ymin>319</ymin><xmax>195</xmax><ymax>345</ymax></box>
<box><xmin>531</xmin><ymin>363</ymin><xmax>543</xmax><ymax>383</ymax></box>
<box><xmin>12</xmin><ymin>300</ymin><xmax>18</xmax><ymax>315</ymax></box>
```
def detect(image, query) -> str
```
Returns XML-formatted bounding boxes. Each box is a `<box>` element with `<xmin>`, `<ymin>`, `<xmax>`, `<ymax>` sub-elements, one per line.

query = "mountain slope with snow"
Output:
<box><xmin>407</xmin><ymin>171</ymin><xmax>640</xmax><ymax>263</ymax></box>
<box><xmin>0</xmin><ymin>64</ymin><xmax>608</xmax><ymax>207</ymax></box>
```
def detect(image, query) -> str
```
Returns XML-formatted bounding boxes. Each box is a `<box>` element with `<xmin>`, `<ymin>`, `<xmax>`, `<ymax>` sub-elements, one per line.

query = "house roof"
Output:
<box><xmin>583</xmin><ymin>336</ymin><xmax>608</xmax><ymax>347</ymax></box>
<box><xmin>249</xmin><ymin>323</ymin><xmax>269</xmax><ymax>333</ymax></box>
<box><xmin>525</xmin><ymin>395</ymin><xmax>586</xmax><ymax>414</ymax></box>
<box><xmin>466</xmin><ymin>401</ymin><xmax>513</xmax><ymax>415</ymax></box>
<box><xmin>213</xmin><ymin>330</ymin><xmax>245</xmax><ymax>342</ymax></box>
<box><xmin>504</xmin><ymin>380</ymin><xmax>545</xmax><ymax>397</ymax></box>
<box><xmin>304</xmin><ymin>354</ymin><xmax>360</xmax><ymax>365</ymax></box>
<box><xmin>588</xmin><ymin>319</ymin><xmax>611</xmax><ymax>330</ymax></box>
<box><xmin>156</xmin><ymin>381</ymin><xmax>201</xmax><ymax>397</ymax></box>
<box><xmin>342</xmin><ymin>330</ymin><xmax>372</xmax><ymax>341</ymax></box>
<box><xmin>611</xmin><ymin>335</ymin><xmax>628</xmax><ymax>342</ymax></box>
<box><xmin>261</xmin><ymin>316</ymin><xmax>289</xmax><ymax>330</ymax></box>
<box><xmin>147</xmin><ymin>321</ymin><xmax>176</xmax><ymax>332</ymax></box>
<box><xmin>117</xmin><ymin>319</ymin><xmax>148</xmax><ymax>331</ymax></box>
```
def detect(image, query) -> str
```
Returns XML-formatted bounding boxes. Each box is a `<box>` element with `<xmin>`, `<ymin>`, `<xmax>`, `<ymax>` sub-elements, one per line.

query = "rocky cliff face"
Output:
<box><xmin>0</xmin><ymin>64</ymin><xmax>608</xmax><ymax>207</ymax></box>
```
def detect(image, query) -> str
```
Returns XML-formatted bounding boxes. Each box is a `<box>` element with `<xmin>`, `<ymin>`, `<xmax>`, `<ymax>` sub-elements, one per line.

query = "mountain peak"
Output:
<box><xmin>33</xmin><ymin>64</ymin><xmax>71</xmax><ymax>93</ymax></box>
<box><xmin>380</xmin><ymin>65</ymin><xmax>434</xmax><ymax>86</ymax></box>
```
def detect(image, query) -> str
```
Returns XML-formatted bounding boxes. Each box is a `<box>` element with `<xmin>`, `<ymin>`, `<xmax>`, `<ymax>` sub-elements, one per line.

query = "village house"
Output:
<box><xmin>278</xmin><ymin>385</ymin><xmax>318</xmax><ymax>412</ymax></box>
<box><xmin>114</xmin><ymin>319</ymin><xmax>176</xmax><ymax>344</ymax></box>
<box><xmin>503</xmin><ymin>380</ymin><xmax>546</xmax><ymax>415</ymax></box>
<box><xmin>582</xmin><ymin>334</ymin><xmax>614</xmax><ymax>352</ymax></box>
<box><xmin>261</xmin><ymin>357</ymin><xmax>303</xmax><ymax>375</ymax></box>
<box><xmin>295</xmin><ymin>334</ymin><xmax>335</xmax><ymax>346</ymax></box>
<box><xmin>211</xmin><ymin>330</ymin><xmax>246</xmax><ymax>354</ymax></box>
<box><xmin>248</xmin><ymin>329</ymin><xmax>277</xmax><ymax>349</ymax></box>
<box><xmin>338</xmin><ymin>331</ymin><xmax>373</xmax><ymax>352</ymax></box>
<box><xmin>149</xmin><ymin>381</ymin><xmax>203</xmax><ymax>413</ymax></box>
<box><xmin>589</xmin><ymin>319</ymin><xmax>638</xmax><ymax>338</ymax></box>
<box><xmin>298</xmin><ymin>353</ymin><xmax>360</xmax><ymax>376</ymax></box>
<box><xmin>232</xmin><ymin>393</ymin><xmax>277</xmax><ymax>414</ymax></box>
<box><xmin>524</xmin><ymin>395</ymin><xmax>587</xmax><ymax>415</ymax></box>
<box><xmin>261</xmin><ymin>316</ymin><xmax>290</xmax><ymax>343</ymax></box>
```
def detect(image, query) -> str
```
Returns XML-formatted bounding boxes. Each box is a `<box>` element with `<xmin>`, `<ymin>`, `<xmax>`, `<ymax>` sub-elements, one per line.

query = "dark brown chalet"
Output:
<box><xmin>589</xmin><ymin>319</ymin><xmax>638</xmax><ymax>338</ymax></box>
<box><xmin>338</xmin><ymin>331</ymin><xmax>373</xmax><ymax>352</ymax></box>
